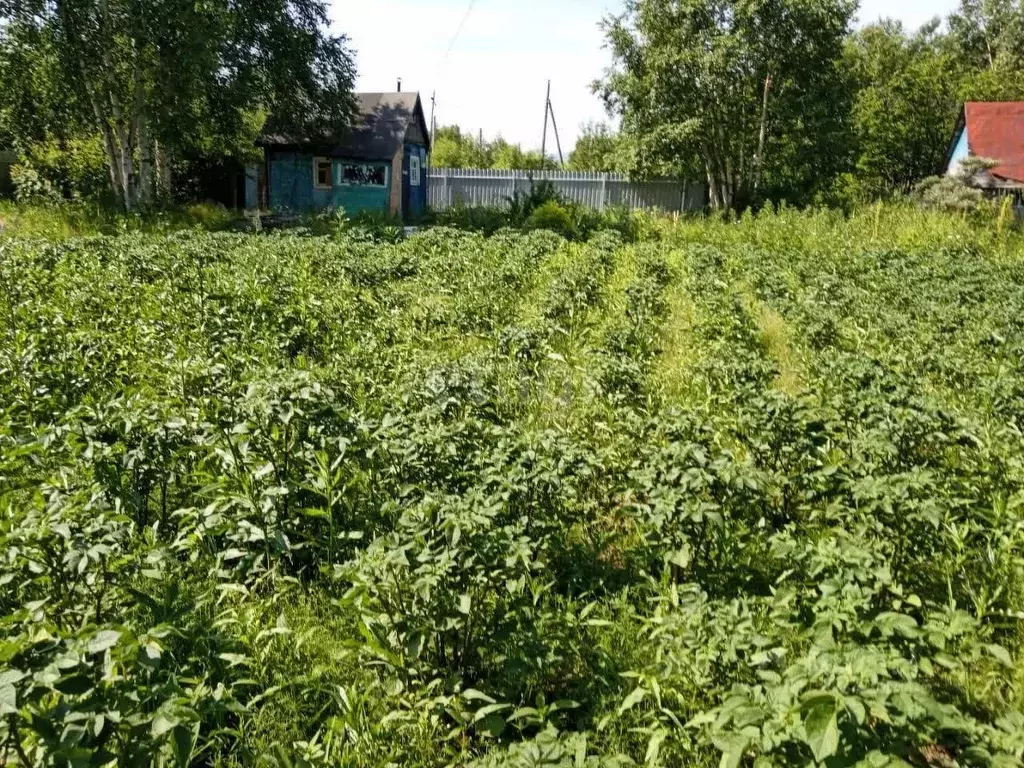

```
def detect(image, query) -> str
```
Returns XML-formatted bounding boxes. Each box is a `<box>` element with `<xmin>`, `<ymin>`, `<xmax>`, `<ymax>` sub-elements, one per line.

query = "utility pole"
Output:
<box><xmin>540</xmin><ymin>80</ymin><xmax>551</xmax><ymax>171</ymax></box>
<box><xmin>429</xmin><ymin>91</ymin><xmax>436</xmax><ymax>173</ymax></box>
<box><xmin>548</xmin><ymin>98</ymin><xmax>565</xmax><ymax>169</ymax></box>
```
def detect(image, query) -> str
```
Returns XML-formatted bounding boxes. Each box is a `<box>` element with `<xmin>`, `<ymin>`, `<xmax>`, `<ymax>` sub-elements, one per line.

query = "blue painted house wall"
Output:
<box><xmin>948</xmin><ymin>127</ymin><xmax>970</xmax><ymax>174</ymax></box>
<box><xmin>268</xmin><ymin>153</ymin><xmax>392</xmax><ymax>215</ymax></box>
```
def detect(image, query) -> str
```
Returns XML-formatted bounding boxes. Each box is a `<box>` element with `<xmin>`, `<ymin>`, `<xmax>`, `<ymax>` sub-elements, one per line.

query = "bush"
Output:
<box><xmin>526</xmin><ymin>200</ymin><xmax>577</xmax><ymax>239</ymax></box>
<box><xmin>20</xmin><ymin>136</ymin><xmax>111</xmax><ymax>201</ymax></box>
<box><xmin>433</xmin><ymin>204</ymin><xmax>509</xmax><ymax>236</ymax></box>
<box><xmin>9</xmin><ymin>163</ymin><xmax>63</xmax><ymax>205</ymax></box>
<box><xmin>507</xmin><ymin>179</ymin><xmax>562</xmax><ymax>227</ymax></box>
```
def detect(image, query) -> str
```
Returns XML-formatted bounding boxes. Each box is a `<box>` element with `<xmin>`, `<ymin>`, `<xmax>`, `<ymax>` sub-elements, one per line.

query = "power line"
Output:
<box><xmin>442</xmin><ymin>0</ymin><xmax>477</xmax><ymax>65</ymax></box>
<box><xmin>431</xmin><ymin>0</ymin><xmax>477</xmax><ymax>129</ymax></box>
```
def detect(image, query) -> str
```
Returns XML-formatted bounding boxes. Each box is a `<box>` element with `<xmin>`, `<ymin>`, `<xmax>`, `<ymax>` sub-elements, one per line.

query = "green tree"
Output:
<box><xmin>948</xmin><ymin>0</ymin><xmax>1024</xmax><ymax>99</ymax></box>
<box><xmin>949</xmin><ymin>0</ymin><xmax>1024</xmax><ymax>70</ymax></box>
<box><xmin>596</xmin><ymin>0</ymin><xmax>856</xmax><ymax>209</ymax></box>
<box><xmin>432</xmin><ymin>125</ymin><xmax>548</xmax><ymax>170</ymax></box>
<box><xmin>432</xmin><ymin>125</ymin><xmax>490</xmax><ymax>169</ymax></box>
<box><xmin>491</xmin><ymin>138</ymin><xmax>545</xmax><ymax>171</ymax></box>
<box><xmin>847</xmin><ymin>20</ymin><xmax>963</xmax><ymax>195</ymax></box>
<box><xmin>0</xmin><ymin>0</ymin><xmax>355</xmax><ymax>209</ymax></box>
<box><xmin>567</xmin><ymin>122</ymin><xmax>624</xmax><ymax>172</ymax></box>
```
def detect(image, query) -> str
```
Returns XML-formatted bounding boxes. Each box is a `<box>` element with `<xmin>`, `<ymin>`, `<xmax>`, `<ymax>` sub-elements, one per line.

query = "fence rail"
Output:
<box><xmin>427</xmin><ymin>168</ymin><xmax>706</xmax><ymax>213</ymax></box>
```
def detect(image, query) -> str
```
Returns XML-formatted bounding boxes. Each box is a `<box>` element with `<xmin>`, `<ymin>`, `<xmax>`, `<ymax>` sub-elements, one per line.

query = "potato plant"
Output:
<box><xmin>1</xmin><ymin>210</ymin><xmax>1024</xmax><ymax>767</ymax></box>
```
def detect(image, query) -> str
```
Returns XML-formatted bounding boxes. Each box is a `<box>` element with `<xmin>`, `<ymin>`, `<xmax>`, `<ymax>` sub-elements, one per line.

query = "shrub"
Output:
<box><xmin>434</xmin><ymin>204</ymin><xmax>509</xmax><ymax>235</ymax></box>
<box><xmin>507</xmin><ymin>179</ymin><xmax>562</xmax><ymax>227</ymax></box>
<box><xmin>19</xmin><ymin>136</ymin><xmax>111</xmax><ymax>201</ymax></box>
<box><xmin>526</xmin><ymin>200</ymin><xmax>577</xmax><ymax>240</ymax></box>
<box><xmin>10</xmin><ymin>163</ymin><xmax>63</xmax><ymax>205</ymax></box>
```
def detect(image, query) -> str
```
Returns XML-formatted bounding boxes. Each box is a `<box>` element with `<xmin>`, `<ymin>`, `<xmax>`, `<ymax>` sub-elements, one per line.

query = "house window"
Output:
<box><xmin>313</xmin><ymin>157</ymin><xmax>332</xmax><ymax>189</ymax></box>
<box><xmin>338</xmin><ymin>163</ymin><xmax>387</xmax><ymax>187</ymax></box>
<box><xmin>410</xmin><ymin>153</ymin><xmax>421</xmax><ymax>187</ymax></box>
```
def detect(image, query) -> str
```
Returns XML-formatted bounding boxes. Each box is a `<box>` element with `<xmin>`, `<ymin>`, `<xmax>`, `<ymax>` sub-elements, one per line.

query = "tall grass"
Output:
<box><xmin>662</xmin><ymin>201</ymin><xmax>1024</xmax><ymax>257</ymax></box>
<box><xmin>0</xmin><ymin>201</ymin><xmax>236</xmax><ymax>238</ymax></box>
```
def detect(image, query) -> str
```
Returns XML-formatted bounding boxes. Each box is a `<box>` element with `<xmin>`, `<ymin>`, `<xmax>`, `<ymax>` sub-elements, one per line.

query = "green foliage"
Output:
<box><xmin>596</xmin><ymin>0</ymin><xmax>857</xmax><ymax>209</ymax></box>
<box><xmin>0</xmin><ymin>200</ymin><xmax>235</xmax><ymax>237</ymax></box>
<box><xmin>847</xmin><ymin>20</ymin><xmax>963</xmax><ymax>197</ymax></box>
<box><xmin>915</xmin><ymin>157</ymin><xmax>1006</xmax><ymax>214</ymax></box>
<box><xmin>9</xmin><ymin>163</ymin><xmax>62</xmax><ymax>204</ymax></box>
<box><xmin>14</xmin><ymin>136</ymin><xmax>111</xmax><ymax>201</ymax></box>
<box><xmin>433</xmin><ymin>125</ymin><xmax>549</xmax><ymax>171</ymax></box>
<box><xmin>0</xmin><ymin>0</ymin><xmax>355</xmax><ymax>209</ymax></box>
<box><xmin>527</xmin><ymin>202</ymin><xmax>577</xmax><ymax>241</ymax></box>
<box><xmin>567</xmin><ymin>123</ymin><xmax>625</xmax><ymax>173</ymax></box>
<box><xmin>1</xmin><ymin>207</ymin><xmax>1024</xmax><ymax>766</ymax></box>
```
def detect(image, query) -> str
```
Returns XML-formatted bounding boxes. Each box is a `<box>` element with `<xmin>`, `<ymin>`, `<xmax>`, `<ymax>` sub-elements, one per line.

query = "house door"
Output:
<box><xmin>402</xmin><ymin>146</ymin><xmax>425</xmax><ymax>223</ymax></box>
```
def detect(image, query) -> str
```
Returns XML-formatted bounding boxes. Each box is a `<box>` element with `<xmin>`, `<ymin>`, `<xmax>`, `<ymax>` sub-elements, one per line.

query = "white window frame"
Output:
<box><xmin>313</xmin><ymin>157</ymin><xmax>332</xmax><ymax>190</ymax></box>
<box><xmin>409</xmin><ymin>153</ymin><xmax>421</xmax><ymax>187</ymax></box>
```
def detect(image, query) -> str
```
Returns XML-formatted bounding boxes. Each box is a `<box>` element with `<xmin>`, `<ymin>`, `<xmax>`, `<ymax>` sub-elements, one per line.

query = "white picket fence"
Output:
<box><xmin>428</xmin><ymin>168</ymin><xmax>706</xmax><ymax>213</ymax></box>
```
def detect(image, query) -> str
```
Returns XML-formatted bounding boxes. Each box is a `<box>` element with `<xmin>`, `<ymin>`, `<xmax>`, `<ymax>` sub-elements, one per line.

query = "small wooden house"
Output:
<box><xmin>255</xmin><ymin>92</ymin><xmax>431</xmax><ymax>222</ymax></box>
<box><xmin>945</xmin><ymin>102</ymin><xmax>1024</xmax><ymax>206</ymax></box>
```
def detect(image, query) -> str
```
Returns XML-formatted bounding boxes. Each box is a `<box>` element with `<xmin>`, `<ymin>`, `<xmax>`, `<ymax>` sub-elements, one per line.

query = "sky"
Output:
<box><xmin>330</xmin><ymin>0</ymin><xmax>960</xmax><ymax>154</ymax></box>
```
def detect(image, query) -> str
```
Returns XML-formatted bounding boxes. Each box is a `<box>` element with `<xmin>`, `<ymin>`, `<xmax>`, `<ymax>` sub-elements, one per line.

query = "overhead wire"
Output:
<box><xmin>442</xmin><ymin>0</ymin><xmax>478</xmax><ymax>66</ymax></box>
<box><xmin>431</xmin><ymin>0</ymin><xmax>478</xmax><ymax>139</ymax></box>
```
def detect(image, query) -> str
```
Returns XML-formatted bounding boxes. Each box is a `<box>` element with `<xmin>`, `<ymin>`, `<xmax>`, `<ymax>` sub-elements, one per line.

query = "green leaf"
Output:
<box><xmin>152</xmin><ymin>713</ymin><xmax>179</xmax><ymax>738</ymax></box>
<box><xmin>0</xmin><ymin>685</ymin><xmax>16</xmax><ymax>715</ymax></box>
<box><xmin>463</xmin><ymin>689</ymin><xmax>496</xmax><ymax>704</ymax></box>
<box><xmin>985</xmin><ymin>644</ymin><xmax>1013</xmax><ymax>668</ymax></box>
<box><xmin>618</xmin><ymin>686</ymin><xmax>647</xmax><ymax>715</ymax></box>
<box><xmin>473</xmin><ymin>703</ymin><xmax>512</xmax><ymax>722</ymax></box>
<box><xmin>804</xmin><ymin>700</ymin><xmax>840</xmax><ymax>762</ymax></box>
<box><xmin>714</xmin><ymin>734</ymin><xmax>749</xmax><ymax>768</ymax></box>
<box><xmin>88</xmin><ymin>630</ymin><xmax>122</xmax><ymax>654</ymax></box>
<box><xmin>480</xmin><ymin>713</ymin><xmax>506</xmax><ymax>738</ymax></box>
<box><xmin>0</xmin><ymin>669</ymin><xmax>26</xmax><ymax>688</ymax></box>
<box><xmin>646</xmin><ymin>729</ymin><xmax>667</xmax><ymax>765</ymax></box>
<box><xmin>172</xmin><ymin>722</ymin><xmax>199</xmax><ymax>765</ymax></box>
<box><xmin>874</xmin><ymin>612</ymin><xmax>919</xmax><ymax>638</ymax></box>
<box><xmin>458</xmin><ymin>594</ymin><xmax>472</xmax><ymax>615</ymax></box>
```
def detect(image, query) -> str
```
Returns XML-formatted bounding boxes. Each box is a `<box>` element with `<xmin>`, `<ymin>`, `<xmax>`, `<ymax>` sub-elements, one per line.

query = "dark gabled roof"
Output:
<box><xmin>258</xmin><ymin>92</ymin><xmax>430</xmax><ymax>160</ymax></box>
<box><xmin>948</xmin><ymin>102</ymin><xmax>1024</xmax><ymax>185</ymax></box>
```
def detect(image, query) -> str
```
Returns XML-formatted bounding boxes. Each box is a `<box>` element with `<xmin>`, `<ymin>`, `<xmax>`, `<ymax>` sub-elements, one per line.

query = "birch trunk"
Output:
<box><xmin>111</xmin><ymin>111</ymin><xmax>134</xmax><ymax>211</ymax></box>
<box><xmin>87</xmin><ymin>85</ymin><xmax>127</xmax><ymax>210</ymax></box>
<box><xmin>753</xmin><ymin>73</ymin><xmax>773</xmax><ymax>194</ymax></box>
<box><xmin>136</xmin><ymin>111</ymin><xmax>153</xmax><ymax>207</ymax></box>
<box><xmin>133</xmin><ymin>57</ymin><xmax>153</xmax><ymax>207</ymax></box>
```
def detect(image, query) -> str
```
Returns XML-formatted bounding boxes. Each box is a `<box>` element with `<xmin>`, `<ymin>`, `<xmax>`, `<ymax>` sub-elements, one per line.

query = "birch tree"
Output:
<box><xmin>596</xmin><ymin>0</ymin><xmax>855</xmax><ymax>209</ymax></box>
<box><xmin>0</xmin><ymin>0</ymin><xmax>355</xmax><ymax>210</ymax></box>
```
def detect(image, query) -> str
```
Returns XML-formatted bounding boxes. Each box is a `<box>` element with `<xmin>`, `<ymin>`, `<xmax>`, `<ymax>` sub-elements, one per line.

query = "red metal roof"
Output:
<box><xmin>965</xmin><ymin>102</ymin><xmax>1024</xmax><ymax>184</ymax></box>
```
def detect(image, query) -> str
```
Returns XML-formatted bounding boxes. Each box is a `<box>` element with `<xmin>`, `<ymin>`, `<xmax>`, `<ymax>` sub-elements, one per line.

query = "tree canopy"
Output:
<box><xmin>594</xmin><ymin>0</ymin><xmax>1024</xmax><ymax>208</ymax></box>
<box><xmin>0</xmin><ymin>0</ymin><xmax>356</xmax><ymax>208</ymax></box>
<box><xmin>567</xmin><ymin>122</ymin><xmax>626</xmax><ymax>173</ymax></box>
<box><xmin>432</xmin><ymin>125</ymin><xmax>548</xmax><ymax>171</ymax></box>
<box><xmin>596</xmin><ymin>0</ymin><xmax>857</xmax><ymax>208</ymax></box>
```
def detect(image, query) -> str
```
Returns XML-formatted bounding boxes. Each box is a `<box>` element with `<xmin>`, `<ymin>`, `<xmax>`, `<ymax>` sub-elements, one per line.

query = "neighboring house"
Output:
<box><xmin>945</xmin><ymin>102</ymin><xmax>1024</xmax><ymax>206</ymax></box>
<box><xmin>255</xmin><ymin>91</ymin><xmax>431</xmax><ymax>222</ymax></box>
